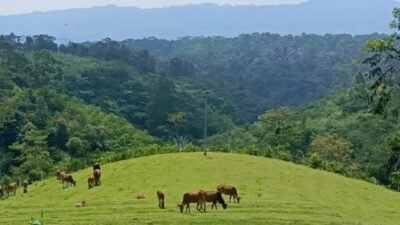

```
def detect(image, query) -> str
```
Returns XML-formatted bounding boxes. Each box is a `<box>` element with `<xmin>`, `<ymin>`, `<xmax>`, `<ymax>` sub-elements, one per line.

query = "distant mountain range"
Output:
<box><xmin>0</xmin><ymin>0</ymin><xmax>398</xmax><ymax>42</ymax></box>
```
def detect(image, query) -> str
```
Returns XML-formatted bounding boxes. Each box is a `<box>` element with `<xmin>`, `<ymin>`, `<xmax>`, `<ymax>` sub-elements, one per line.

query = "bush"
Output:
<box><xmin>308</xmin><ymin>153</ymin><xmax>323</xmax><ymax>169</ymax></box>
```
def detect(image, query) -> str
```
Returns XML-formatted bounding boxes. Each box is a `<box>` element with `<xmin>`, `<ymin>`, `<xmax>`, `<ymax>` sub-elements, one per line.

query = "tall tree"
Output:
<box><xmin>362</xmin><ymin>8</ymin><xmax>400</xmax><ymax>115</ymax></box>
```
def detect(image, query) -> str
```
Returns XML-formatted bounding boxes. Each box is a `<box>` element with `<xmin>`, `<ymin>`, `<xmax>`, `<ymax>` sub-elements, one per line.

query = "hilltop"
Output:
<box><xmin>0</xmin><ymin>0</ymin><xmax>398</xmax><ymax>41</ymax></box>
<box><xmin>0</xmin><ymin>153</ymin><xmax>399</xmax><ymax>225</ymax></box>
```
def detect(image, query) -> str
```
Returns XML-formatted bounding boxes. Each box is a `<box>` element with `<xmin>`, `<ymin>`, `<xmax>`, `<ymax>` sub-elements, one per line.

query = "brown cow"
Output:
<box><xmin>177</xmin><ymin>190</ymin><xmax>206</xmax><ymax>213</ymax></box>
<box><xmin>62</xmin><ymin>175</ymin><xmax>76</xmax><ymax>188</ymax></box>
<box><xmin>88</xmin><ymin>175</ymin><xmax>95</xmax><ymax>189</ymax></box>
<box><xmin>7</xmin><ymin>182</ymin><xmax>17</xmax><ymax>196</ymax></box>
<box><xmin>56</xmin><ymin>170</ymin><xmax>67</xmax><ymax>183</ymax></box>
<box><xmin>156</xmin><ymin>191</ymin><xmax>165</xmax><ymax>209</ymax></box>
<box><xmin>198</xmin><ymin>191</ymin><xmax>227</xmax><ymax>210</ymax></box>
<box><xmin>0</xmin><ymin>186</ymin><xmax>3</xmax><ymax>197</ymax></box>
<box><xmin>217</xmin><ymin>184</ymin><xmax>241</xmax><ymax>204</ymax></box>
<box><xmin>93</xmin><ymin>169</ymin><xmax>101</xmax><ymax>186</ymax></box>
<box><xmin>22</xmin><ymin>180</ymin><xmax>29</xmax><ymax>193</ymax></box>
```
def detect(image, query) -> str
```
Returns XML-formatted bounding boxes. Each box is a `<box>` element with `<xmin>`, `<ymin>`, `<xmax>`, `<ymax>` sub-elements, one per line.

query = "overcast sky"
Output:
<box><xmin>0</xmin><ymin>0</ymin><xmax>308</xmax><ymax>15</ymax></box>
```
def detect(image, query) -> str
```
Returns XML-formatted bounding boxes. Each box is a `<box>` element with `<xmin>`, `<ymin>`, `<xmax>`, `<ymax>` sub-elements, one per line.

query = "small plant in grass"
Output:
<box><xmin>28</xmin><ymin>218</ymin><xmax>42</xmax><ymax>225</ymax></box>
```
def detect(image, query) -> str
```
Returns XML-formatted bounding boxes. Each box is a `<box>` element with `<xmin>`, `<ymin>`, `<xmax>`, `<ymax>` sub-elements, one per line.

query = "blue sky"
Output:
<box><xmin>0</xmin><ymin>0</ymin><xmax>307</xmax><ymax>15</ymax></box>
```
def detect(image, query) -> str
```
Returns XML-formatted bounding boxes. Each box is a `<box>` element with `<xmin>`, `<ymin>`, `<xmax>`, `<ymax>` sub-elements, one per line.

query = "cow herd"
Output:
<box><xmin>1</xmin><ymin>163</ymin><xmax>242</xmax><ymax>214</ymax></box>
<box><xmin>56</xmin><ymin>164</ymin><xmax>101</xmax><ymax>190</ymax></box>
<box><xmin>174</xmin><ymin>184</ymin><xmax>241</xmax><ymax>213</ymax></box>
<box><xmin>0</xmin><ymin>181</ymin><xmax>29</xmax><ymax>198</ymax></box>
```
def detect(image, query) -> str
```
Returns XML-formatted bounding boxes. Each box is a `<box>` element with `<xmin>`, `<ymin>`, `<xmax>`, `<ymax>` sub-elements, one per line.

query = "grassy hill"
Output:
<box><xmin>0</xmin><ymin>153</ymin><xmax>399</xmax><ymax>225</ymax></box>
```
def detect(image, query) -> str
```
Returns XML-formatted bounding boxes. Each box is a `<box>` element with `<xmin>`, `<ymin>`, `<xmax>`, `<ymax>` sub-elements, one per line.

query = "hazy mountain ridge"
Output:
<box><xmin>0</xmin><ymin>0</ymin><xmax>398</xmax><ymax>42</ymax></box>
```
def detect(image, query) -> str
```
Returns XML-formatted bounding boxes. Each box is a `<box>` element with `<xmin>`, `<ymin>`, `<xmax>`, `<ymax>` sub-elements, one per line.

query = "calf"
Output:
<box><xmin>88</xmin><ymin>175</ymin><xmax>95</xmax><ymax>189</ymax></box>
<box><xmin>22</xmin><ymin>180</ymin><xmax>29</xmax><ymax>193</ymax></box>
<box><xmin>156</xmin><ymin>191</ymin><xmax>165</xmax><ymax>209</ymax></box>
<box><xmin>7</xmin><ymin>182</ymin><xmax>17</xmax><ymax>196</ymax></box>
<box><xmin>217</xmin><ymin>184</ymin><xmax>241</xmax><ymax>204</ymax></box>
<box><xmin>198</xmin><ymin>191</ymin><xmax>227</xmax><ymax>210</ymax></box>
<box><xmin>62</xmin><ymin>175</ymin><xmax>76</xmax><ymax>188</ymax></box>
<box><xmin>177</xmin><ymin>190</ymin><xmax>206</xmax><ymax>213</ymax></box>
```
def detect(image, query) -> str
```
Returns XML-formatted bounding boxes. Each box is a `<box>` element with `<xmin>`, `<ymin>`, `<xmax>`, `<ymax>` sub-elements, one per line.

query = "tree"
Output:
<box><xmin>146</xmin><ymin>78</ymin><xmax>178</xmax><ymax>137</ymax></box>
<box><xmin>27</xmin><ymin>50</ymin><xmax>63</xmax><ymax>87</ymax></box>
<box><xmin>47</xmin><ymin>118</ymin><xmax>69</xmax><ymax>150</ymax></box>
<box><xmin>362</xmin><ymin>8</ymin><xmax>400</xmax><ymax>115</ymax></box>
<box><xmin>381</xmin><ymin>133</ymin><xmax>400</xmax><ymax>185</ymax></box>
<box><xmin>309</xmin><ymin>134</ymin><xmax>352</xmax><ymax>170</ymax></box>
<box><xmin>9</xmin><ymin>122</ymin><xmax>52</xmax><ymax>181</ymax></box>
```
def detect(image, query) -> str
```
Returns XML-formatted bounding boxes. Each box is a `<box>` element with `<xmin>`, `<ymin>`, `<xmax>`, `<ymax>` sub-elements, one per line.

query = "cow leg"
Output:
<box><xmin>229</xmin><ymin>195</ymin><xmax>232</xmax><ymax>203</ymax></box>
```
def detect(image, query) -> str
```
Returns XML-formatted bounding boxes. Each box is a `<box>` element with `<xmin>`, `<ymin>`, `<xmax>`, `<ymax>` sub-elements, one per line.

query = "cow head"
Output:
<box><xmin>236</xmin><ymin>196</ymin><xmax>241</xmax><ymax>204</ymax></box>
<box><xmin>177</xmin><ymin>204</ymin><xmax>183</xmax><ymax>213</ymax></box>
<box><xmin>222</xmin><ymin>203</ymin><xmax>228</xmax><ymax>209</ymax></box>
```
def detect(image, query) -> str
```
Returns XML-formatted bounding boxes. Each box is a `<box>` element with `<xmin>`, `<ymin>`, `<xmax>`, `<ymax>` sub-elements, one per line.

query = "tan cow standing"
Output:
<box><xmin>217</xmin><ymin>184</ymin><xmax>241</xmax><ymax>204</ymax></box>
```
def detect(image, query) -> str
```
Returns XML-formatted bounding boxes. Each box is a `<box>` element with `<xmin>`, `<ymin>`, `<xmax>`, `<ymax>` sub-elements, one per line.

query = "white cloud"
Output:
<box><xmin>0</xmin><ymin>0</ymin><xmax>307</xmax><ymax>15</ymax></box>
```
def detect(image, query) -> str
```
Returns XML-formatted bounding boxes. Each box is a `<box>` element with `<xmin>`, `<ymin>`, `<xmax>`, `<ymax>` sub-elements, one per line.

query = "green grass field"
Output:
<box><xmin>0</xmin><ymin>153</ymin><xmax>399</xmax><ymax>225</ymax></box>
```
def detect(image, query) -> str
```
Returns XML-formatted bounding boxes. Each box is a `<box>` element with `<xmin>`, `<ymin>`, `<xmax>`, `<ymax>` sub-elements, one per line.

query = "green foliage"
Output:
<box><xmin>125</xmin><ymin>33</ymin><xmax>384</xmax><ymax>124</ymax></box>
<box><xmin>362</xmin><ymin>8</ymin><xmax>400</xmax><ymax>115</ymax></box>
<box><xmin>309</xmin><ymin>134</ymin><xmax>352</xmax><ymax>167</ymax></box>
<box><xmin>389</xmin><ymin>171</ymin><xmax>400</xmax><ymax>191</ymax></box>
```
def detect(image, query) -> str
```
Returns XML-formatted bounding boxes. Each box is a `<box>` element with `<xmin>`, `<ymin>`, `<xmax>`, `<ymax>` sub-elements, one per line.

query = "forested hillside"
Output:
<box><xmin>0</xmin><ymin>27</ymin><xmax>399</xmax><ymax>190</ymax></box>
<box><xmin>125</xmin><ymin>33</ymin><xmax>385</xmax><ymax>123</ymax></box>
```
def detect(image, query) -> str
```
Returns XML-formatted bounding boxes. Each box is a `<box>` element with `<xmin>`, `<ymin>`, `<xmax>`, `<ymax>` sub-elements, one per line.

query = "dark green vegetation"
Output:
<box><xmin>1</xmin><ymin>153</ymin><xmax>400</xmax><ymax>225</ymax></box>
<box><xmin>1</xmin><ymin>10</ymin><xmax>400</xmax><ymax>193</ymax></box>
<box><xmin>124</xmin><ymin>33</ymin><xmax>384</xmax><ymax>124</ymax></box>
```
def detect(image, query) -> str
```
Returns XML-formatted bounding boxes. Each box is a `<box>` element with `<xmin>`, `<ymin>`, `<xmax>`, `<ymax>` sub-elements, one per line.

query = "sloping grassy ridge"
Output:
<box><xmin>0</xmin><ymin>153</ymin><xmax>399</xmax><ymax>225</ymax></box>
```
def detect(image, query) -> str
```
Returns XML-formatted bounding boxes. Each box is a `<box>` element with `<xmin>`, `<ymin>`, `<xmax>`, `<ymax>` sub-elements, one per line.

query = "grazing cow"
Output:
<box><xmin>198</xmin><ymin>191</ymin><xmax>227</xmax><ymax>210</ymax></box>
<box><xmin>93</xmin><ymin>169</ymin><xmax>101</xmax><ymax>186</ymax></box>
<box><xmin>7</xmin><ymin>182</ymin><xmax>17</xmax><ymax>196</ymax></box>
<box><xmin>88</xmin><ymin>176</ymin><xmax>95</xmax><ymax>189</ymax></box>
<box><xmin>22</xmin><ymin>180</ymin><xmax>29</xmax><ymax>193</ymax></box>
<box><xmin>156</xmin><ymin>191</ymin><xmax>165</xmax><ymax>209</ymax></box>
<box><xmin>75</xmin><ymin>201</ymin><xmax>86</xmax><ymax>208</ymax></box>
<box><xmin>217</xmin><ymin>185</ymin><xmax>241</xmax><ymax>204</ymax></box>
<box><xmin>177</xmin><ymin>190</ymin><xmax>206</xmax><ymax>213</ymax></box>
<box><xmin>62</xmin><ymin>175</ymin><xmax>76</xmax><ymax>188</ymax></box>
<box><xmin>0</xmin><ymin>186</ymin><xmax>3</xmax><ymax>197</ymax></box>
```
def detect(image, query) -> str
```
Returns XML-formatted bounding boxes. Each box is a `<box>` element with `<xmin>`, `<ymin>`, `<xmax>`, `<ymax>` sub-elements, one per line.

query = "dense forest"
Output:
<box><xmin>1</xmin><ymin>12</ymin><xmax>400</xmax><ymax>191</ymax></box>
<box><xmin>124</xmin><ymin>33</ymin><xmax>384</xmax><ymax>123</ymax></box>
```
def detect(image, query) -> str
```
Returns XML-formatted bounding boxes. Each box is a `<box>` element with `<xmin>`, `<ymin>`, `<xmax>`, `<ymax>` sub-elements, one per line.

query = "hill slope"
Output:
<box><xmin>0</xmin><ymin>153</ymin><xmax>399</xmax><ymax>225</ymax></box>
<box><xmin>0</xmin><ymin>0</ymin><xmax>398</xmax><ymax>41</ymax></box>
